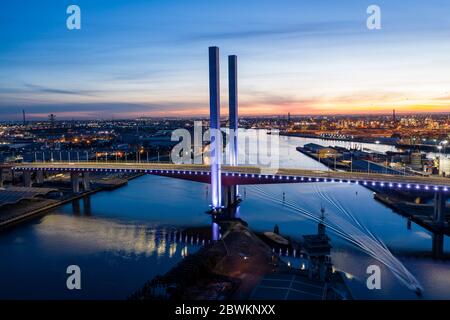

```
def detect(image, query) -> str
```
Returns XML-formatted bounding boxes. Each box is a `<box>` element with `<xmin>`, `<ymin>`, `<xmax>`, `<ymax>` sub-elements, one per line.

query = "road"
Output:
<box><xmin>11</xmin><ymin>162</ymin><xmax>450</xmax><ymax>189</ymax></box>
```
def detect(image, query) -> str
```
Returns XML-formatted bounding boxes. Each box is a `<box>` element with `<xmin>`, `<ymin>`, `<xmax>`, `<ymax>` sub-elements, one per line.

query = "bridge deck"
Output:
<box><xmin>12</xmin><ymin>162</ymin><xmax>450</xmax><ymax>190</ymax></box>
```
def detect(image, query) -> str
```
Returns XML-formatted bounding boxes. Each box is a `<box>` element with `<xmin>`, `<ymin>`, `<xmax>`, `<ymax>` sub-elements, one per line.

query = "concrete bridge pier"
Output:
<box><xmin>82</xmin><ymin>172</ymin><xmax>90</xmax><ymax>191</ymax></box>
<box><xmin>23</xmin><ymin>171</ymin><xmax>32</xmax><ymax>187</ymax></box>
<box><xmin>222</xmin><ymin>185</ymin><xmax>239</xmax><ymax>209</ymax></box>
<box><xmin>71</xmin><ymin>172</ymin><xmax>80</xmax><ymax>193</ymax></box>
<box><xmin>83</xmin><ymin>196</ymin><xmax>91</xmax><ymax>215</ymax></box>
<box><xmin>432</xmin><ymin>232</ymin><xmax>444</xmax><ymax>259</ymax></box>
<box><xmin>36</xmin><ymin>170</ymin><xmax>44</xmax><ymax>185</ymax></box>
<box><xmin>0</xmin><ymin>169</ymin><xmax>4</xmax><ymax>188</ymax></box>
<box><xmin>433</xmin><ymin>191</ymin><xmax>446</xmax><ymax>226</ymax></box>
<box><xmin>72</xmin><ymin>199</ymin><xmax>81</xmax><ymax>215</ymax></box>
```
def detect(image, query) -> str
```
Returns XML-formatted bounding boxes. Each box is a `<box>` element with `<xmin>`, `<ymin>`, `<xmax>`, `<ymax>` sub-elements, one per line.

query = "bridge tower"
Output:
<box><xmin>208</xmin><ymin>46</ymin><xmax>222</xmax><ymax>211</ymax></box>
<box><xmin>228</xmin><ymin>55</ymin><xmax>238</xmax><ymax>168</ymax></box>
<box><xmin>221</xmin><ymin>54</ymin><xmax>240</xmax><ymax>210</ymax></box>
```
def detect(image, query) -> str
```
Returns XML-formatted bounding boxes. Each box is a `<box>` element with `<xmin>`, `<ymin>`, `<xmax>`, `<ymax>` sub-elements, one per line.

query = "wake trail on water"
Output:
<box><xmin>249</xmin><ymin>185</ymin><xmax>423</xmax><ymax>293</ymax></box>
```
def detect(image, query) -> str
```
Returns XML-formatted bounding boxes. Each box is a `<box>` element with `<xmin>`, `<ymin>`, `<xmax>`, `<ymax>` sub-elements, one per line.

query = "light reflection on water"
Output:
<box><xmin>0</xmin><ymin>212</ymin><xmax>205</xmax><ymax>299</ymax></box>
<box><xmin>34</xmin><ymin>215</ymin><xmax>206</xmax><ymax>258</ymax></box>
<box><xmin>0</xmin><ymin>133</ymin><xmax>449</xmax><ymax>300</ymax></box>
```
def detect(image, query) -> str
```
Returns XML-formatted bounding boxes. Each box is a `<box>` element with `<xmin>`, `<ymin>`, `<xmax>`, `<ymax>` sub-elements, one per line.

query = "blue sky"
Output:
<box><xmin>1</xmin><ymin>0</ymin><xmax>450</xmax><ymax>120</ymax></box>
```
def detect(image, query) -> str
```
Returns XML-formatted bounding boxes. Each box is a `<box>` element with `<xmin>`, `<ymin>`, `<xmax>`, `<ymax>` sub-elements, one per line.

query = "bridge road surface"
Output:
<box><xmin>12</xmin><ymin>162</ymin><xmax>450</xmax><ymax>190</ymax></box>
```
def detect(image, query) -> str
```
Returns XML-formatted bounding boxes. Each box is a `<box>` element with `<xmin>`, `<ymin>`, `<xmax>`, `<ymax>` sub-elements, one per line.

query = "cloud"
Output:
<box><xmin>0</xmin><ymin>101</ymin><xmax>208</xmax><ymax>120</ymax></box>
<box><xmin>23</xmin><ymin>83</ymin><xmax>99</xmax><ymax>97</ymax></box>
<box><xmin>183</xmin><ymin>21</ymin><xmax>358</xmax><ymax>42</ymax></box>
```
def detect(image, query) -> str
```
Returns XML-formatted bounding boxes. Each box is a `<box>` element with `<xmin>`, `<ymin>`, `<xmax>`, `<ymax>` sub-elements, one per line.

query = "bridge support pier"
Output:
<box><xmin>222</xmin><ymin>185</ymin><xmax>238</xmax><ymax>209</ymax></box>
<box><xmin>432</xmin><ymin>232</ymin><xmax>444</xmax><ymax>259</ymax></box>
<box><xmin>36</xmin><ymin>170</ymin><xmax>44</xmax><ymax>185</ymax></box>
<box><xmin>82</xmin><ymin>172</ymin><xmax>90</xmax><ymax>191</ymax></box>
<box><xmin>71</xmin><ymin>172</ymin><xmax>80</xmax><ymax>193</ymax></box>
<box><xmin>0</xmin><ymin>169</ymin><xmax>4</xmax><ymax>188</ymax></box>
<box><xmin>23</xmin><ymin>171</ymin><xmax>32</xmax><ymax>187</ymax></box>
<box><xmin>72</xmin><ymin>199</ymin><xmax>80</xmax><ymax>215</ymax></box>
<box><xmin>433</xmin><ymin>191</ymin><xmax>446</xmax><ymax>226</ymax></box>
<box><xmin>83</xmin><ymin>196</ymin><xmax>91</xmax><ymax>215</ymax></box>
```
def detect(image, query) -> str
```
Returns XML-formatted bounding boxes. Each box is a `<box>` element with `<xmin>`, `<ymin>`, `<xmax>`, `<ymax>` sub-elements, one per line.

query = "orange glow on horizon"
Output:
<box><xmin>26</xmin><ymin>99</ymin><xmax>450</xmax><ymax>120</ymax></box>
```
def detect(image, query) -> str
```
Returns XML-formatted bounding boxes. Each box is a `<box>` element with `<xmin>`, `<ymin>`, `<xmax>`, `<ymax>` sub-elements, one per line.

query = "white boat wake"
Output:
<box><xmin>250</xmin><ymin>184</ymin><xmax>423</xmax><ymax>293</ymax></box>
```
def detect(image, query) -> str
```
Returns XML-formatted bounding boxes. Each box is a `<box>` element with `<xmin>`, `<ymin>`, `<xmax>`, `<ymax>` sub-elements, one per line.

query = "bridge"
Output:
<box><xmin>5</xmin><ymin>46</ymin><xmax>449</xmax><ymax>233</ymax></box>
<box><xmin>11</xmin><ymin>161</ymin><xmax>450</xmax><ymax>192</ymax></box>
<box><xmin>9</xmin><ymin>160</ymin><xmax>450</xmax><ymax>229</ymax></box>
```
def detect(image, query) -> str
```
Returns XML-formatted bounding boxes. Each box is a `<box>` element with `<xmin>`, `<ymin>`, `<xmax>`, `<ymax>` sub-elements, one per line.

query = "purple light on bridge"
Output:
<box><xmin>209</xmin><ymin>46</ymin><xmax>222</xmax><ymax>210</ymax></box>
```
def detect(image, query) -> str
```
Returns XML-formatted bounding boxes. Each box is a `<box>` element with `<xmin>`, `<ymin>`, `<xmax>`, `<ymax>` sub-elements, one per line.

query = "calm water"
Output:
<box><xmin>0</xmin><ymin>134</ymin><xmax>449</xmax><ymax>300</ymax></box>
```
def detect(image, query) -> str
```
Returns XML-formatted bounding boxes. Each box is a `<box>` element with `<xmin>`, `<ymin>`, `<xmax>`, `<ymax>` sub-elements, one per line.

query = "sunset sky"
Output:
<box><xmin>1</xmin><ymin>0</ymin><xmax>450</xmax><ymax>120</ymax></box>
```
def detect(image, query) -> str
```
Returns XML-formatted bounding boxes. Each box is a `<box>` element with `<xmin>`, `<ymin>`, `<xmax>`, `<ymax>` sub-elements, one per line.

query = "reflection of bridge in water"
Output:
<box><xmin>39</xmin><ymin>208</ymin><xmax>209</xmax><ymax>258</ymax></box>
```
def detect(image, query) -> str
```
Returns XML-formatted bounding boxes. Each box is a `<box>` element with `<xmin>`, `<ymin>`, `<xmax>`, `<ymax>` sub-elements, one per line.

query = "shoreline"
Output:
<box><xmin>370</xmin><ymin>188</ymin><xmax>450</xmax><ymax>237</ymax></box>
<box><xmin>279</xmin><ymin>132</ymin><xmax>398</xmax><ymax>146</ymax></box>
<box><xmin>131</xmin><ymin>219</ymin><xmax>353</xmax><ymax>300</ymax></box>
<box><xmin>130</xmin><ymin>220</ymin><xmax>283</xmax><ymax>300</ymax></box>
<box><xmin>0</xmin><ymin>173</ymin><xmax>144</xmax><ymax>229</ymax></box>
<box><xmin>280</xmin><ymin>132</ymin><xmax>450</xmax><ymax>154</ymax></box>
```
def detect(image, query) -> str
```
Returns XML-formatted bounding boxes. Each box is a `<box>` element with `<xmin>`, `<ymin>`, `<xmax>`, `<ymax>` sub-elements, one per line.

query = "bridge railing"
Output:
<box><xmin>15</xmin><ymin>160</ymin><xmax>450</xmax><ymax>184</ymax></box>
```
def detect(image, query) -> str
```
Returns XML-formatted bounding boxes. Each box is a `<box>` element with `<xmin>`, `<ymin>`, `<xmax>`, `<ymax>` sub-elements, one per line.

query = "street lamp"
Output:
<box><xmin>442</xmin><ymin>140</ymin><xmax>448</xmax><ymax>156</ymax></box>
<box><xmin>437</xmin><ymin>145</ymin><xmax>443</xmax><ymax>155</ymax></box>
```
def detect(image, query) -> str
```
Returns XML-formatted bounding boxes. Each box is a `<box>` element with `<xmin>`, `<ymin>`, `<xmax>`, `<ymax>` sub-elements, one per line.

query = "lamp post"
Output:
<box><xmin>442</xmin><ymin>140</ymin><xmax>448</xmax><ymax>156</ymax></box>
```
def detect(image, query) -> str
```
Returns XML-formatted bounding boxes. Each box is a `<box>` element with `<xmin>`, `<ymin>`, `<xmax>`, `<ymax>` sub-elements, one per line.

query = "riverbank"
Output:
<box><xmin>370</xmin><ymin>188</ymin><xmax>450</xmax><ymax>237</ymax></box>
<box><xmin>281</xmin><ymin>132</ymin><xmax>450</xmax><ymax>155</ymax></box>
<box><xmin>130</xmin><ymin>220</ymin><xmax>275</xmax><ymax>300</ymax></box>
<box><xmin>0</xmin><ymin>173</ymin><xmax>144</xmax><ymax>229</ymax></box>
<box><xmin>280</xmin><ymin>132</ymin><xmax>398</xmax><ymax>146</ymax></box>
<box><xmin>131</xmin><ymin>219</ymin><xmax>353</xmax><ymax>300</ymax></box>
<box><xmin>296</xmin><ymin>146</ymin><xmax>349</xmax><ymax>170</ymax></box>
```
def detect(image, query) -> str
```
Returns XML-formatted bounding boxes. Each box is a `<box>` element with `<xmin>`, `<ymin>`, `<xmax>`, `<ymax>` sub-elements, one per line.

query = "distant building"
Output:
<box><xmin>304</xmin><ymin>143</ymin><xmax>338</xmax><ymax>158</ymax></box>
<box><xmin>409</xmin><ymin>152</ymin><xmax>423</xmax><ymax>171</ymax></box>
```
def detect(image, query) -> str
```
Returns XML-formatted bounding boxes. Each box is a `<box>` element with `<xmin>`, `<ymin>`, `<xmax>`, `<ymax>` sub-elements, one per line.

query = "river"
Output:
<box><xmin>0</xmin><ymin>133</ymin><xmax>449</xmax><ymax>300</ymax></box>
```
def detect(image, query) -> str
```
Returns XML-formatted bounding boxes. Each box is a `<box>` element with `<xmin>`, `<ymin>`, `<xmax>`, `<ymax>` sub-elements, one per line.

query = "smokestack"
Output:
<box><xmin>22</xmin><ymin>109</ymin><xmax>26</xmax><ymax>126</ymax></box>
<box><xmin>208</xmin><ymin>46</ymin><xmax>221</xmax><ymax>210</ymax></box>
<box><xmin>228</xmin><ymin>55</ymin><xmax>238</xmax><ymax>166</ymax></box>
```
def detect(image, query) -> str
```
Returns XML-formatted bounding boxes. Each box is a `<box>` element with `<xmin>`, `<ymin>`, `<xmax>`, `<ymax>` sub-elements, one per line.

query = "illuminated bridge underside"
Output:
<box><xmin>12</xmin><ymin>162</ymin><xmax>450</xmax><ymax>192</ymax></box>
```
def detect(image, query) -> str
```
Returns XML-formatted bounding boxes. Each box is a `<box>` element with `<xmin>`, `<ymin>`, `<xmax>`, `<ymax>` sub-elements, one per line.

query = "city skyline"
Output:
<box><xmin>1</xmin><ymin>0</ymin><xmax>450</xmax><ymax>120</ymax></box>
